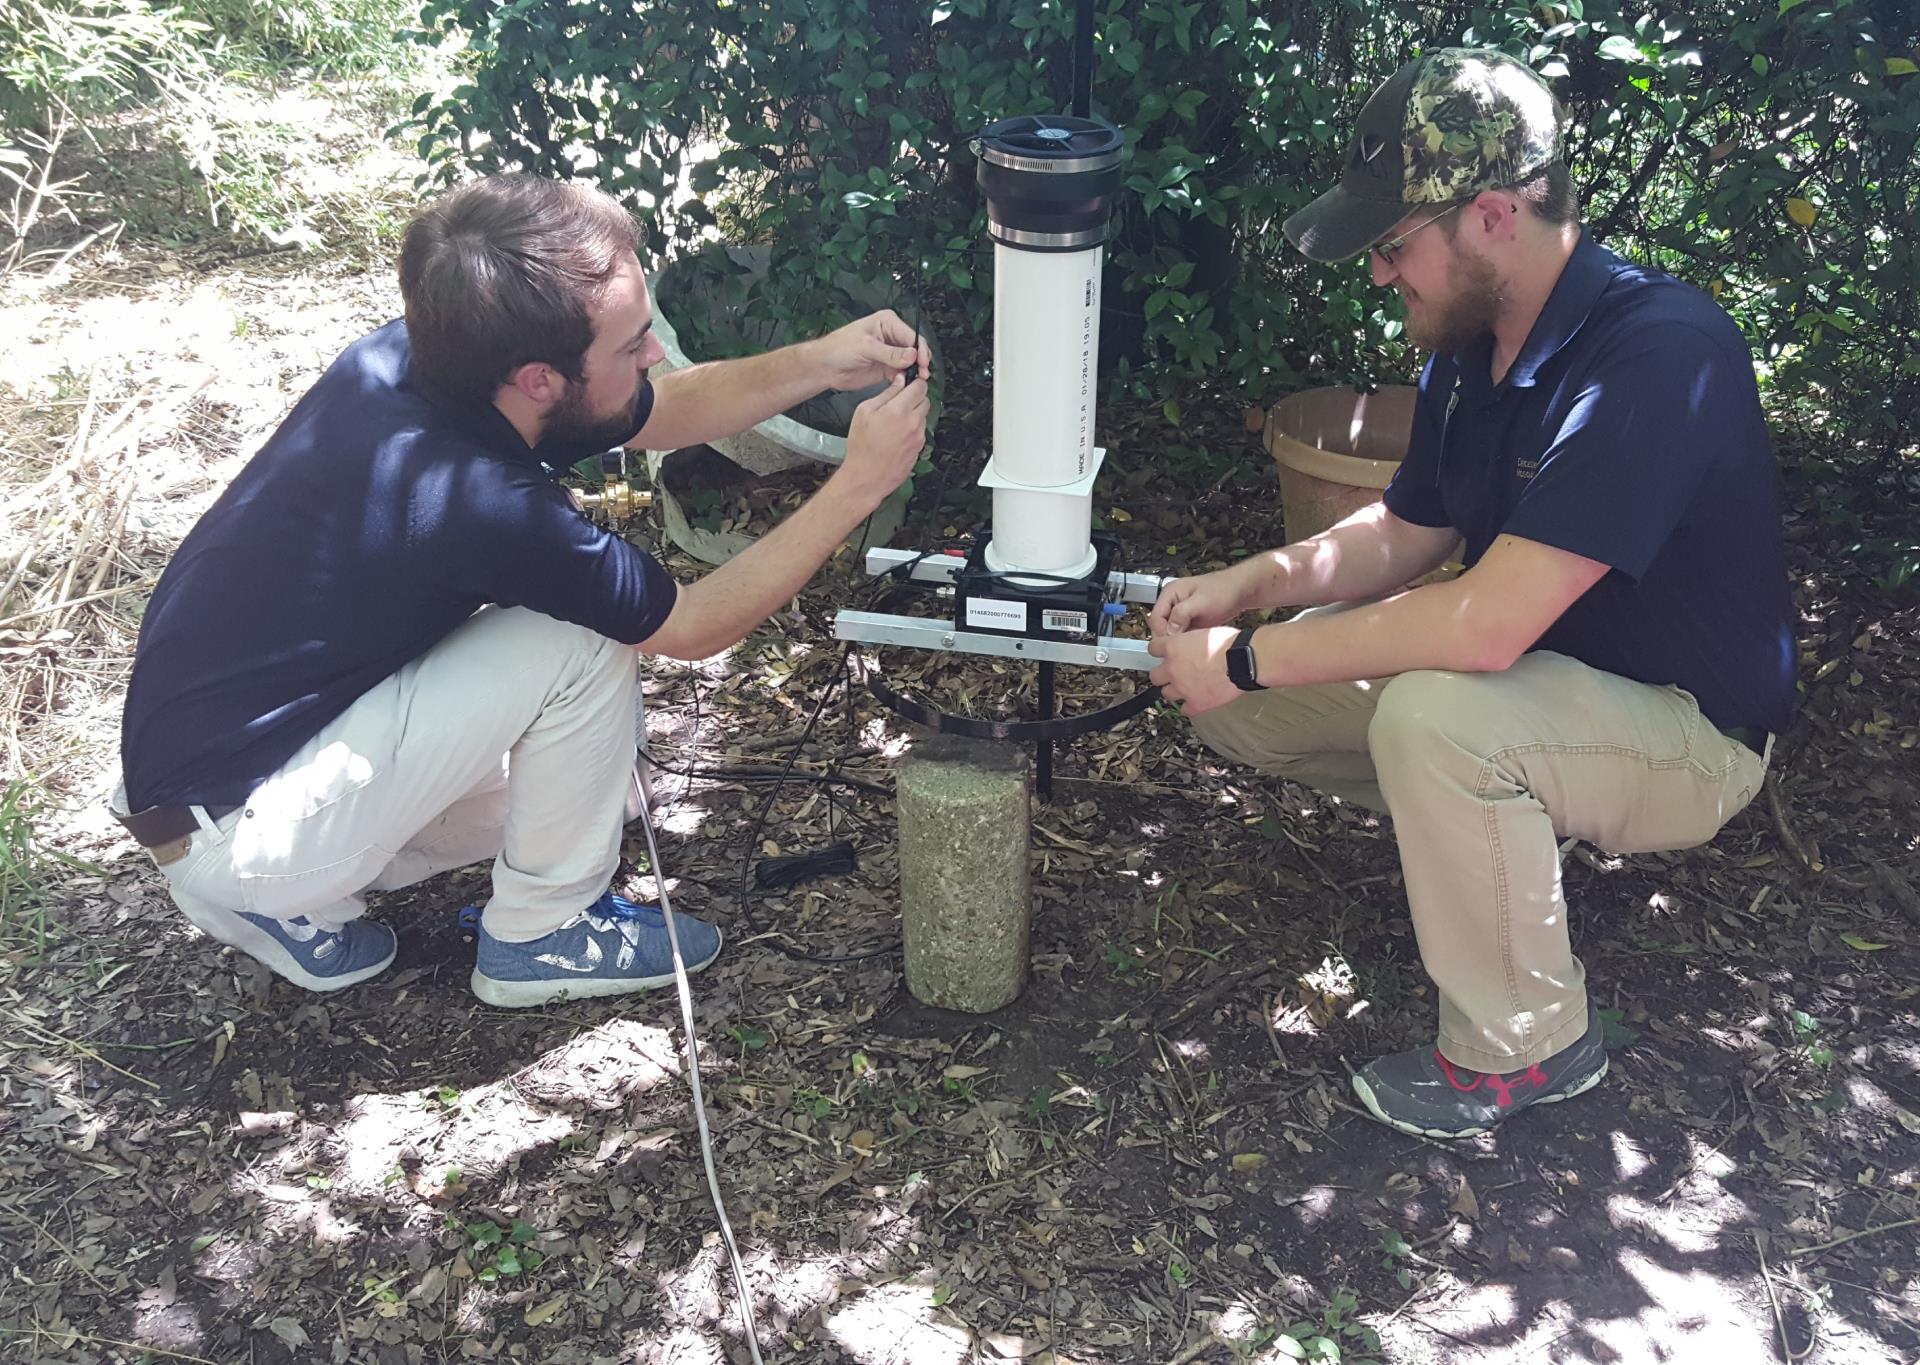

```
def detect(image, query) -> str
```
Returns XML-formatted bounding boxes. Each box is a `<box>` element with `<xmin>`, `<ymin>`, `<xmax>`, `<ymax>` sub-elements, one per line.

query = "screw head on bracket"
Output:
<box><xmin>941</xmin><ymin>633</ymin><xmax>955</xmax><ymax>648</ymax></box>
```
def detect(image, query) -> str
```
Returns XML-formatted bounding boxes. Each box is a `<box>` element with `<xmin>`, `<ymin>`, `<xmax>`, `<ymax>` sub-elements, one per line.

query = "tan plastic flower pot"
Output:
<box><xmin>1264</xmin><ymin>386</ymin><xmax>1418</xmax><ymax>545</ymax></box>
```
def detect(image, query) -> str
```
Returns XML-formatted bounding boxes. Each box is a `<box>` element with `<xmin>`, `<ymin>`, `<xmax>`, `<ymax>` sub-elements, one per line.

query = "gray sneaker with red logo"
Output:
<box><xmin>1351</xmin><ymin>1003</ymin><xmax>1609</xmax><ymax>1139</ymax></box>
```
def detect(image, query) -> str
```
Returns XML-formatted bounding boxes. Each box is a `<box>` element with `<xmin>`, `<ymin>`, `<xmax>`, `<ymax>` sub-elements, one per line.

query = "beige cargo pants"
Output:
<box><xmin>1191</xmin><ymin>610</ymin><xmax>1768</xmax><ymax>1072</ymax></box>
<box><xmin>132</xmin><ymin>606</ymin><xmax>643</xmax><ymax>948</ymax></box>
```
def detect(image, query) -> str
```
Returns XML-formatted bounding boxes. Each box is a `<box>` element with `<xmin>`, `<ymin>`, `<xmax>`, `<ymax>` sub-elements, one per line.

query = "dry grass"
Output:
<box><xmin>1</xmin><ymin>374</ymin><xmax>212</xmax><ymax>787</ymax></box>
<box><xmin>0</xmin><ymin>78</ymin><xmax>426</xmax><ymax>963</ymax></box>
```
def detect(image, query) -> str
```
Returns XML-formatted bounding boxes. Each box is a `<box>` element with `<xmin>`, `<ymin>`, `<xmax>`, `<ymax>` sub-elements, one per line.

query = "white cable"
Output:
<box><xmin>634</xmin><ymin>781</ymin><xmax>768</xmax><ymax>1365</ymax></box>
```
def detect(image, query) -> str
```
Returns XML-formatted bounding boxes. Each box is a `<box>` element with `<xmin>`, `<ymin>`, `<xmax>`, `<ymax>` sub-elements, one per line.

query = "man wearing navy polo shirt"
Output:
<box><xmin>1146</xmin><ymin>49</ymin><xmax>1794</xmax><ymax>1137</ymax></box>
<box><xmin>116</xmin><ymin>175</ymin><xmax>930</xmax><ymax>1006</ymax></box>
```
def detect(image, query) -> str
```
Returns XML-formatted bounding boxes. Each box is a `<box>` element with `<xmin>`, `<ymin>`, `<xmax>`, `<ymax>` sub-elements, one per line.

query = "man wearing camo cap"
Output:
<box><xmin>1147</xmin><ymin>49</ymin><xmax>1794</xmax><ymax>1137</ymax></box>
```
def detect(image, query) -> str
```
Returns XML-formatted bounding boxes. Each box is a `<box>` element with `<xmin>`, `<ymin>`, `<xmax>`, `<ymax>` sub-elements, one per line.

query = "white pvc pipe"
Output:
<box><xmin>986</xmin><ymin>485</ymin><xmax>1097</xmax><ymax>579</ymax></box>
<box><xmin>989</xmin><ymin>242</ymin><xmax>1103</xmax><ymax>576</ymax></box>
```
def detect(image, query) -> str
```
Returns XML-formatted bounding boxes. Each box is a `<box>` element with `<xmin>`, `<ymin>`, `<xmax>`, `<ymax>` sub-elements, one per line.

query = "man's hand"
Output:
<box><xmin>815</xmin><ymin>310</ymin><xmax>930</xmax><ymax>392</ymax></box>
<box><xmin>1148</xmin><ymin>564</ymin><xmax>1255</xmax><ymax>637</ymax></box>
<box><xmin>1147</xmin><ymin>625</ymin><xmax>1245</xmax><ymax>717</ymax></box>
<box><xmin>833</xmin><ymin>372</ymin><xmax>930</xmax><ymax>510</ymax></box>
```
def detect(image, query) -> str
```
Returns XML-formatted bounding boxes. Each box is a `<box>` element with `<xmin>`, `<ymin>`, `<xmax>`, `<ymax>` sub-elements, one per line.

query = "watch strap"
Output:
<box><xmin>1227</xmin><ymin>626</ymin><xmax>1266</xmax><ymax>692</ymax></box>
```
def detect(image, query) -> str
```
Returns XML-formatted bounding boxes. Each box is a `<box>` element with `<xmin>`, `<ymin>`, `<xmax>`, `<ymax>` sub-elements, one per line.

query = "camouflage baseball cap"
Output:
<box><xmin>1283</xmin><ymin>48</ymin><xmax>1562</xmax><ymax>263</ymax></box>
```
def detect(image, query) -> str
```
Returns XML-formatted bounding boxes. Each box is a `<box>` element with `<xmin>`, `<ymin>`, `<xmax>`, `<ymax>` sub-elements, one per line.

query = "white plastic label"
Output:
<box><xmin>966</xmin><ymin>598</ymin><xmax>1029</xmax><ymax>630</ymax></box>
<box><xmin>1042</xmin><ymin>609</ymin><xmax>1089</xmax><ymax>634</ymax></box>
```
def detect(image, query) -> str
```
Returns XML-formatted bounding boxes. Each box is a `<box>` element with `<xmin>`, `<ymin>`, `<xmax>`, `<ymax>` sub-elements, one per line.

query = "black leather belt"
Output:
<box><xmin>113</xmin><ymin>803</ymin><xmax>241</xmax><ymax>848</ymax></box>
<box><xmin>1724</xmin><ymin>726</ymin><xmax>1770</xmax><ymax>758</ymax></box>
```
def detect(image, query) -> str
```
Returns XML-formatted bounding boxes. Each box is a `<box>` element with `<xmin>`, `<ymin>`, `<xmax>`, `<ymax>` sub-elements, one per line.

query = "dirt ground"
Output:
<box><xmin>4</xmin><ymin>109</ymin><xmax>1919</xmax><ymax>1365</ymax></box>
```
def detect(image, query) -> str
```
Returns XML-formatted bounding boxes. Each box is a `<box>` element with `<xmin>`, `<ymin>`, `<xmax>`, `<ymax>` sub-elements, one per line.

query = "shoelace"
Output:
<box><xmin>275</xmin><ymin>916</ymin><xmax>345</xmax><ymax>959</ymax></box>
<box><xmin>460</xmin><ymin>899</ymin><xmax>659</xmax><ymax>937</ymax></box>
<box><xmin>1436</xmin><ymin>1052</ymin><xmax>1550</xmax><ymax>1107</ymax></box>
<box><xmin>583</xmin><ymin>895</ymin><xmax>660</xmax><ymax>948</ymax></box>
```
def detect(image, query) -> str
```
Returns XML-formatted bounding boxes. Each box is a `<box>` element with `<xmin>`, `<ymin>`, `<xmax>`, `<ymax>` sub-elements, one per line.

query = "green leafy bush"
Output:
<box><xmin>410</xmin><ymin>0</ymin><xmax>1915</xmax><ymax>453</ymax></box>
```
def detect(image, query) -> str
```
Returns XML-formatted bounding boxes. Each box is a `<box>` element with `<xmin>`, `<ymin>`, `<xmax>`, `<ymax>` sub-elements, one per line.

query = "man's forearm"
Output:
<box><xmin>1240</xmin><ymin>502</ymin><xmax>1458</xmax><ymax>611</ymax></box>
<box><xmin>1248</xmin><ymin>532</ymin><xmax>1609</xmax><ymax>687</ymax></box>
<box><xmin>638</xmin><ymin>470</ymin><xmax>876</xmax><ymax>660</ymax></box>
<box><xmin>637</xmin><ymin>341</ymin><xmax>831</xmax><ymax>452</ymax></box>
<box><xmin>1249</xmin><ymin>575</ymin><xmax>1496</xmax><ymax>686</ymax></box>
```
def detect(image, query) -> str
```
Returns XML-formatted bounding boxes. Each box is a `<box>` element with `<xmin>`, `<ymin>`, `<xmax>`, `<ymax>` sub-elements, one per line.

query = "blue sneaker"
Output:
<box><xmin>470</xmin><ymin>892</ymin><xmax>724</xmax><ymax>1008</ymax></box>
<box><xmin>225</xmin><ymin>911</ymin><xmax>397</xmax><ymax>992</ymax></box>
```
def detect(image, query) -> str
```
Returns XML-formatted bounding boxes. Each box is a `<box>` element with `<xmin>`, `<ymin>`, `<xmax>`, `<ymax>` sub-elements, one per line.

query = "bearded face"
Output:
<box><xmin>1400</xmin><ymin>236</ymin><xmax>1507</xmax><ymax>355</ymax></box>
<box><xmin>543</xmin><ymin>373</ymin><xmax>653</xmax><ymax>450</ymax></box>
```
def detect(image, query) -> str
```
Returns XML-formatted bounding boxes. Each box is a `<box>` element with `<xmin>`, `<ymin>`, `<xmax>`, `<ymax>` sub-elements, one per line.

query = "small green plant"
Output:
<box><xmin>793</xmin><ymin>1088</ymin><xmax>833</xmax><ymax>1120</ymax></box>
<box><xmin>1379</xmin><ymin>1229</ymin><xmax>1414</xmax><ymax>1290</ymax></box>
<box><xmin>1026</xmin><ymin>1085</ymin><xmax>1058</xmax><ymax>1150</ymax></box>
<box><xmin>1275</xmin><ymin>1288</ymin><xmax>1383</xmax><ymax>1363</ymax></box>
<box><xmin>1790</xmin><ymin>1009</ymin><xmax>1836</xmax><ymax>1067</ymax></box>
<box><xmin>359</xmin><ymin>1272</ymin><xmax>403</xmax><ymax>1307</ymax></box>
<box><xmin>0</xmin><ymin>777</ymin><xmax>98</xmax><ymax>961</ymax></box>
<box><xmin>423</xmin><ymin>1084</ymin><xmax>460</xmax><ymax>1109</ymax></box>
<box><xmin>1597</xmin><ymin>1007</ymin><xmax>1641</xmax><ymax>1049</ymax></box>
<box><xmin>1103</xmin><ymin>945</ymin><xmax>1139</xmax><ymax>977</ymax></box>
<box><xmin>465</xmin><ymin>1218</ymin><xmax>543</xmax><ymax>1282</ymax></box>
<box><xmin>727</xmin><ymin>1024</ymin><xmax>770</xmax><ymax>1054</ymax></box>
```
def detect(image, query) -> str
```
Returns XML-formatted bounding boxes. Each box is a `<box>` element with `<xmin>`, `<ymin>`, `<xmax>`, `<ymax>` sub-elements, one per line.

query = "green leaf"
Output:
<box><xmin>1752</xmin><ymin>53</ymin><xmax>1769</xmax><ymax>75</ymax></box>
<box><xmin>1840</xmin><ymin>934</ymin><xmax>1890</xmax><ymax>951</ymax></box>
<box><xmin>1598</xmin><ymin>35</ymin><xmax>1641</xmax><ymax>62</ymax></box>
<box><xmin>1597</xmin><ymin>1007</ymin><xmax>1640</xmax><ymax>1048</ymax></box>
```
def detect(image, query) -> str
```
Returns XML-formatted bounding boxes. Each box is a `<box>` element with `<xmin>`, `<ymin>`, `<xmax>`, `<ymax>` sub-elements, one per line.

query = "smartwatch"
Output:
<box><xmin>1226</xmin><ymin>626</ymin><xmax>1266</xmax><ymax>692</ymax></box>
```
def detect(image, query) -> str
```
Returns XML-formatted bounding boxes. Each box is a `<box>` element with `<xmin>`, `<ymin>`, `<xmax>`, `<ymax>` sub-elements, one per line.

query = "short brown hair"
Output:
<box><xmin>1439</xmin><ymin>160</ymin><xmax>1581</xmax><ymax>239</ymax></box>
<box><xmin>399</xmin><ymin>175</ymin><xmax>641</xmax><ymax>406</ymax></box>
<box><xmin>1511</xmin><ymin>161</ymin><xmax>1579</xmax><ymax>225</ymax></box>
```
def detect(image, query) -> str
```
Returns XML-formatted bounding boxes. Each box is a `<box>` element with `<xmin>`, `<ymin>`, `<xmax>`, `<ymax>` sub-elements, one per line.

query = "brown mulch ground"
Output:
<box><xmin>4</xmin><ymin>175</ymin><xmax>1919</xmax><ymax>1365</ymax></box>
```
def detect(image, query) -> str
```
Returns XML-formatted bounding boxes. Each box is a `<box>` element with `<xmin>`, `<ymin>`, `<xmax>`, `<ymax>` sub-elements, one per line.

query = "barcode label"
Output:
<box><xmin>1042</xmin><ymin>610</ymin><xmax>1089</xmax><ymax>634</ymax></box>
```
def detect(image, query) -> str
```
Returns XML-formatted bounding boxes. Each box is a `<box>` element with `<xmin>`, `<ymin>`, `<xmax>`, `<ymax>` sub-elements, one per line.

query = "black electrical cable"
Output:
<box><xmin>731</xmin><ymin>642</ymin><xmax>901</xmax><ymax>965</ymax></box>
<box><xmin>641</xmin><ymin>750</ymin><xmax>891</xmax><ymax>796</ymax></box>
<box><xmin>643</xmin><ymin>248</ymin><xmax>938</xmax><ymax>969</ymax></box>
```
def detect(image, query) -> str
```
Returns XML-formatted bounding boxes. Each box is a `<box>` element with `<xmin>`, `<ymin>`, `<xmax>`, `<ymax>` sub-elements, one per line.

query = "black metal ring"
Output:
<box><xmin>864</xmin><ymin>669</ymin><xmax>1161</xmax><ymax>742</ymax></box>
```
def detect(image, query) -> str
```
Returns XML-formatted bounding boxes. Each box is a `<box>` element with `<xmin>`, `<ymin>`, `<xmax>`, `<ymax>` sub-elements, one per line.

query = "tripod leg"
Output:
<box><xmin>1036</xmin><ymin>661</ymin><xmax>1055</xmax><ymax>802</ymax></box>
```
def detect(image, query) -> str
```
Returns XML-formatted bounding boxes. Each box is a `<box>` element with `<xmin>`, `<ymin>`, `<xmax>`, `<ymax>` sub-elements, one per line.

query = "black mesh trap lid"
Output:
<box><xmin>973</xmin><ymin>115</ymin><xmax>1124</xmax><ymax>174</ymax></box>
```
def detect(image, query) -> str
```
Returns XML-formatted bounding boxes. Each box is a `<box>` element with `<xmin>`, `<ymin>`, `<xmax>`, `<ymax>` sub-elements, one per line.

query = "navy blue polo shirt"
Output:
<box><xmin>121</xmin><ymin>320</ymin><xmax>677</xmax><ymax>810</ymax></box>
<box><xmin>1383</xmin><ymin>230</ymin><xmax>1795</xmax><ymax>736</ymax></box>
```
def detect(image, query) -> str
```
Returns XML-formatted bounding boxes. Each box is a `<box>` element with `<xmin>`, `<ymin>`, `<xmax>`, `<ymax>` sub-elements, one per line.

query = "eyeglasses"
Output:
<box><xmin>1370</xmin><ymin>201</ymin><xmax>1466</xmax><ymax>265</ymax></box>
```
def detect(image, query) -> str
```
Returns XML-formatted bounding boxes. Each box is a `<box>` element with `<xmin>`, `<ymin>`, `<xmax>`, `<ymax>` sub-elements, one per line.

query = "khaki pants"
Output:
<box><xmin>1191</xmin><ymin>612</ymin><xmax>1767</xmax><ymax>1071</ymax></box>
<box><xmin>134</xmin><ymin>606</ymin><xmax>638</xmax><ymax>945</ymax></box>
